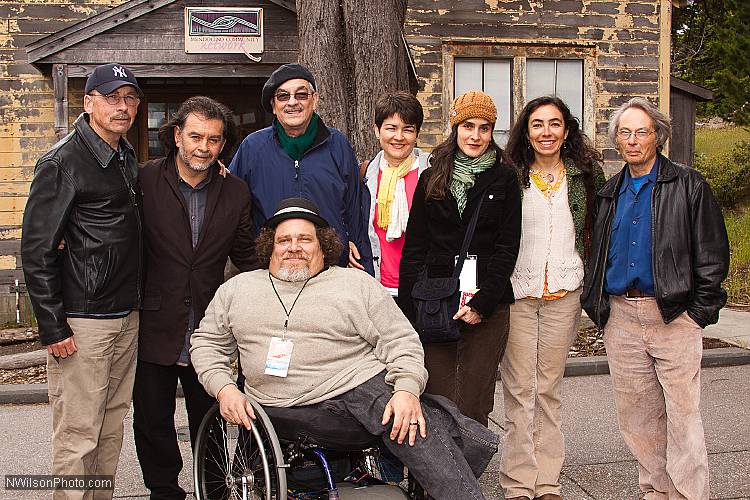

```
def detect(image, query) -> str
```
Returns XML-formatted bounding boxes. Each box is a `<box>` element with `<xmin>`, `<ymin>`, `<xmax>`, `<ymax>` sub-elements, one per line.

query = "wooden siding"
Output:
<box><xmin>36</xmin><ymin>0</ymin><xmax>299</xmax><ymax>77</ymax></box>
<box><xmin>669</xmin><ymin>88</ymin><xmax>696</xmax><ymax>166</ymax></box>
<box><xmin>405</xmin><ymin>0</ymin><xmax>665</xmax><ymax>174</ymax></box>
<box><xmin>0</xmin><ymin>0</ymin><xmax>127</xmax><ymax>290</ymax></box>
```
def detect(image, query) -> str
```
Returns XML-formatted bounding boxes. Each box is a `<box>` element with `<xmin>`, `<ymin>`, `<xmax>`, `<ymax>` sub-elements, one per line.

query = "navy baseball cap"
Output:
<box><xmin>264</xmin><ymin>198</ymin><xmax>329</xmax><ymax>229</ymax></box>
<box><xmin>85</xmin><ymin>63</ymin><xmax>143</xmax><ymax>96</ymax></box>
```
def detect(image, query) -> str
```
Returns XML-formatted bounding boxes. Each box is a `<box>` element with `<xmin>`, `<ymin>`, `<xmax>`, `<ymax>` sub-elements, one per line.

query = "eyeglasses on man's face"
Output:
<box><xmin>274</xmin><ymin>91</ymin><xmax>315</xmax><ymax>102</ymax></box>
<box><xmin>617</xmin><ymin>128</ymin><xmax>654</xmax><ymax>141</ymax></box>
<box><xmin>91</xmin><ymin>93</ymin><xmax>141</xmax><ymax>107</ymax></box>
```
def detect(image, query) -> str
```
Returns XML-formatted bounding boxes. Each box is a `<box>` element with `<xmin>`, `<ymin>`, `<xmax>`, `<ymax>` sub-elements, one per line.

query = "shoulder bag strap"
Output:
<box><xmin>452</xmin><ymin>189</ymin><xmax>488</xmax><ymax>279</ymax></box>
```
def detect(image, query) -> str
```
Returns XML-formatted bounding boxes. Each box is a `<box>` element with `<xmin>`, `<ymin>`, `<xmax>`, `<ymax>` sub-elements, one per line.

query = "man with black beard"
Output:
<box><xmin>134</xmin><ymin>96</ymin><xmax>257</xmax><ymax>499</ymax></box>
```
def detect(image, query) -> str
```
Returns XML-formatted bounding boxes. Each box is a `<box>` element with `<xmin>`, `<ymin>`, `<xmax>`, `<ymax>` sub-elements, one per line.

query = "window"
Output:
<box><xmin>526</xmin><ymin>59</ymin><xmax>583</xmax><ymax>123</ymax></box>
<box><xmin>455</xmin><ymin>59</ymin><xmax>512</xmax><ymax>145</ymax></box>
<box><xmin>147</xmin><ymin>102</ymin><xmax>180</xmax><ymax>158</ymax></box>
<box><xmin>454</xmin><ymin>56</ymin><xmax>584</xmax><ymax>146</ymax></box>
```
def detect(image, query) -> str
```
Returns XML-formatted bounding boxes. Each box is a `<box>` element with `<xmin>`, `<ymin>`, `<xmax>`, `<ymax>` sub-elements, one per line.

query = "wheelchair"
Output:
<box><xmin>193</xmin><ymin>398</ymin><xmax>426</xmax><ymax>499</ymax></box>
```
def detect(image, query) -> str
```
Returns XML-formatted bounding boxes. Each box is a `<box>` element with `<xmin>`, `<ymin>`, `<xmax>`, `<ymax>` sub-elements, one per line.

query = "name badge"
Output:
<box><xmin>265</xmin><ymin>337</ymin><xmax>294</xmax><ymax>378</ymax></box>
<box><xmin>456</xmin><ymin>255</ymin><xmax>478</xmax><ymax>292</ymax></box>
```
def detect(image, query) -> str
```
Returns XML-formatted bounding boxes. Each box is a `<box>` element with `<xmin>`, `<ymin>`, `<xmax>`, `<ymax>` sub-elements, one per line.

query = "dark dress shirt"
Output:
<box><xmin>176</xmin><ymin>170</ymin><xmax>212</xmax><ymax>365</ymax></box>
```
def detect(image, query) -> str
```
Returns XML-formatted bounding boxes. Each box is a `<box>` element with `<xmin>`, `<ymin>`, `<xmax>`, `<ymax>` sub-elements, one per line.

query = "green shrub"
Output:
<box><xmin>723</xmin><ymin>206</ymin><xmax>750</xmax><ymax>305</ymax></box>
<box><xmin>695</xmin><ymin>140</ymin><xmax>750</xmax><ymax>207</ymax></box>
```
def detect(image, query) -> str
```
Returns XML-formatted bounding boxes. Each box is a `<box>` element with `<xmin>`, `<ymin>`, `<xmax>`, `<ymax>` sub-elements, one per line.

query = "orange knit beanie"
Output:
<box><xmin>449</xmin><ymin>91</ymin><xmax>497</xmax><ymax>127</ymax></box>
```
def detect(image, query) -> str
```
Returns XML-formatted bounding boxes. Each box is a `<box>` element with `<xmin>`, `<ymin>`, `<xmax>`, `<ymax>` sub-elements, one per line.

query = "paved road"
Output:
<box><xmin>2</xmin><ymin>364</ymin><xmax>748</xmax><ymax>499</ymax></box>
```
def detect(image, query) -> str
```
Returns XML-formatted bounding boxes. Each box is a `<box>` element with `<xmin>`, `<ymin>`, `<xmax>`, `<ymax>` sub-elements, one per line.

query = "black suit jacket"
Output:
<box><xmin>138</xmin><ymin>154</ymin><xmax>257</xmax><ymax>365</ymax></box>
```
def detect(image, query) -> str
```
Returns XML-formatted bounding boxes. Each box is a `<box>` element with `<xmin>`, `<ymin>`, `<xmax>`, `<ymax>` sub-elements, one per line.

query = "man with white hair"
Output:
<box><xmin>190</xmin><ymin>197</ymin><xmax>499</xmax><ymax>500</ymax></box>
<box><xmin>582</xmin><ymin>97</ymin><xmax>729</xmax><ymax>499</ymax></box>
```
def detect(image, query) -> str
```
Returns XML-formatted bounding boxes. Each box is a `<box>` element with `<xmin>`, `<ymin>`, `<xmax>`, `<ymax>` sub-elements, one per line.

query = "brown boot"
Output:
<box><xmin>537</xmin><ymin>494</ymin><xmax>563</xmax><ymax>500</ymax></box>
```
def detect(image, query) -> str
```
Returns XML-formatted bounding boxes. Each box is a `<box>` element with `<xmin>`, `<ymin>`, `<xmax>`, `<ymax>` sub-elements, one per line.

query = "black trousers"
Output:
<box><xmin>133</xmin><ymin>359</ymin><xmax>215</xmax><ymax>500</ymax></box>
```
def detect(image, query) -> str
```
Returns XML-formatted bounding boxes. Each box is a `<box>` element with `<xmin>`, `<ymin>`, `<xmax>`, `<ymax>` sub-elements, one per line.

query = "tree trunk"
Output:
<box><xmin>296</xmin><ymin>0</ymin><xmax>412</xmax><ymax>161</ymax></box>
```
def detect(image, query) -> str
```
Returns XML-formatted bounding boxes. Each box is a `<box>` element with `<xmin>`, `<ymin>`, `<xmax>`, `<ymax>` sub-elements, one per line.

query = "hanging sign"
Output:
<box><xmin>185</xmin><ymin>7</ymin><xmax>264</xmax><ymax>60</ymax></box>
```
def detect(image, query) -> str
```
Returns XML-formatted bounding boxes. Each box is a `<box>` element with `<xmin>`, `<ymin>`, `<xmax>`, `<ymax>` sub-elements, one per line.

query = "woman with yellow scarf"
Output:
<box><xmin>358</xmin><ymin>92</ymin><xmax>430</xmax><ymax>297</ymax></box>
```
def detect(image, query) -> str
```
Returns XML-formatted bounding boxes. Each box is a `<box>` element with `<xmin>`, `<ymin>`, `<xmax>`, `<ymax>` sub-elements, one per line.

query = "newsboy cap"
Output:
<box><xmin>261</xmin><ymin>63</ymin><xmax>317</xmax><ymax>113</ymax></box>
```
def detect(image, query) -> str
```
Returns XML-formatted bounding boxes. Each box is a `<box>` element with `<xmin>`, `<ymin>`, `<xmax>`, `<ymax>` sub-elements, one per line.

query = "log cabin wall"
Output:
<box><xmin>405</xmin><ymin>0</ymin><xmax>666</xmax><ymax>175</ymax></box>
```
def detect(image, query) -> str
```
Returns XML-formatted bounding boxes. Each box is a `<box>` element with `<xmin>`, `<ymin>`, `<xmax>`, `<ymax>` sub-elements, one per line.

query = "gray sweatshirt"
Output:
<box><xmin>190</xmin><ymin>266</ymin><xmax>427</xmax><ymax>406</ymax></box>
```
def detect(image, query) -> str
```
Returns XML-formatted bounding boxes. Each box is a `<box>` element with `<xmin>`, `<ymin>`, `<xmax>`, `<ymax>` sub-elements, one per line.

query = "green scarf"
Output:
<box><xmin>275</xmin><ymin>113</ymin><xmax>319</xmax><ymax>160</ymax></box>
<box><xmin>450</xmin><ymin>149</ymin><xmax>497</xmax><ymax>215</ymax></box>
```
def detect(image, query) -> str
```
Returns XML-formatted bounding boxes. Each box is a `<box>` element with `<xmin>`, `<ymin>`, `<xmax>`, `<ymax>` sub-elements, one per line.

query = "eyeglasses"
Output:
<box><xmin>617</xmin><ymin>129</ymin><xmax>654</xmax><ymax>141</ymax></box>
<box><xmin>274</xmin><ymin>91</ymin><xmax>314</xmax><ymax>102</ymax></box>
<box><xmin>91</xmin><ymin>93</ymin><xmax>141</xmax><ymax>106</ymax></box>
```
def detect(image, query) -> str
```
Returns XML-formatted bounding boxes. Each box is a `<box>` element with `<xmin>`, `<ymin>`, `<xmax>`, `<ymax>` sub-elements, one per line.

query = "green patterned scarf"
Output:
<box><xmin>275</xmin><ymin>113</ymin><xmax>319</xmax><ymax>160</ymax></box>
<box><xmin>450</xmin><ymin>149</ymin><xmax>497</xmax><ymax>215</ymax></box>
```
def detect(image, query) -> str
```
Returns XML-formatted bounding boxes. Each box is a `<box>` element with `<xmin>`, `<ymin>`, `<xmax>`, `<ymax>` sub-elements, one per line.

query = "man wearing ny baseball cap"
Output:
<box><xmin>229</xmin><ymin>63</ymin><xmax>374</xmax><ymax>276</ymax></box>
<box><xmin>22</xmin><ymin>63</ymin><xmax>144</xmax><ymax>499</ymax></box>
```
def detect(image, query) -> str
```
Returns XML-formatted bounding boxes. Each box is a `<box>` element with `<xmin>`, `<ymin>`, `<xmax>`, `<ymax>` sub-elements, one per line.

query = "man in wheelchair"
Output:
<box><xmin>190</xmin><ymin>197</ymin><xmax>499</xmax><ymax>499</ymax></box>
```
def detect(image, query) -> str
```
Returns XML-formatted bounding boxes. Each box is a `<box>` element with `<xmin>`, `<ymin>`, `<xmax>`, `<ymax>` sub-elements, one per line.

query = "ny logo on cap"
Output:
<box><xmin>112</xmin><ymin>66</ymin><xmax>128</xmax><ymax>78</ymax></box>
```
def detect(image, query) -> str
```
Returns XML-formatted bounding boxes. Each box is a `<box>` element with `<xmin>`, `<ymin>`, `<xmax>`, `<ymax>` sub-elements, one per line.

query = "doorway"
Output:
<box><xmin>128</xmin><ymin>77</ymin><xmax>271</xmax><ymax>163</ymax></box>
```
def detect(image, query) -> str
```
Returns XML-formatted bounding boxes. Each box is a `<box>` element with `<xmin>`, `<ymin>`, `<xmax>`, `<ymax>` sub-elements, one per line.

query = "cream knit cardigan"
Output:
<box><xmin>511</xmin><ymin>177</ymin><xmax>585</xmax><ymax>299</ymax></box>
<box><xmin>190</xmin><ymin>266</ymin><xmax>427</xmax><ymax>406</ymax></box>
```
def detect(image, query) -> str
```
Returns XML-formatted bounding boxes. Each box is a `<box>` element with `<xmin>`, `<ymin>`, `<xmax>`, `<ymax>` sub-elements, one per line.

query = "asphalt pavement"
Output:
<box><xmin>2</xmin><ymin>364</ymin><xmax>749</xmax><ymax>499</ymax></box>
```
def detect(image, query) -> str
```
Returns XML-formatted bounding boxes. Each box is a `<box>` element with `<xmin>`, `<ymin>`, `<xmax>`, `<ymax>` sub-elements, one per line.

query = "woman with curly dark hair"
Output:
<box><xmin>398</xmin><ymin>91</ymin><xmax>521</xmax><ymax>428</ymax></box>
<box><xmin>499</xmin><ymin>95</ymin><xmax>605</xmax><ymax>500</ymax></box>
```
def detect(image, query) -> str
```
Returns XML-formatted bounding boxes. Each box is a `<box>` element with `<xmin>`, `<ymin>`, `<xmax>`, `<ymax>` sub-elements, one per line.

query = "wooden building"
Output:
<box><xmin>670</xmin><ymin>76</ymin><xmax>714</xmax><ymax>165</ymax></box>
<box><xmin>0</xmin><ymin>0</ymin><xmax>686</xmax><ymax>320</ymax></box>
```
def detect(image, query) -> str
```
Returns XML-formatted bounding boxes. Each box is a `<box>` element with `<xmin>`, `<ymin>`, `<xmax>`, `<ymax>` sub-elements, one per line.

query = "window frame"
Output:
<box><xmin>443</xmin><ymin>42</ymin><xmax>596</xmax><ymax>142</ymax></box>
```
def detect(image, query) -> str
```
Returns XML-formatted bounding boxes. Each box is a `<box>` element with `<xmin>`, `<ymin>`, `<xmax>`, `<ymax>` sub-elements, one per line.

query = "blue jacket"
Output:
<box><xmin>230</xmin><ymin>119</ymin><xmax>374</xmax><ymax>274</ymax></box>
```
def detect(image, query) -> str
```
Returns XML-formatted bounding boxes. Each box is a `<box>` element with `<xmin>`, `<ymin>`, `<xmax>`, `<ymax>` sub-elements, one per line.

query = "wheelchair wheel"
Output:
<box><xmin>194</xmin><ymin>400</ymin><xmax>287</xmax><ymax>500</ymax></box>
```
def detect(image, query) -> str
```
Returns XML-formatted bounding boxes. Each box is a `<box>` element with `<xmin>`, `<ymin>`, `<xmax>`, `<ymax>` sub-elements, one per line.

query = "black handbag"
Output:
<box><xmin>411</xmin><ymin>193</ymin><xmax>485</xmax><ymax>343</ymax></box>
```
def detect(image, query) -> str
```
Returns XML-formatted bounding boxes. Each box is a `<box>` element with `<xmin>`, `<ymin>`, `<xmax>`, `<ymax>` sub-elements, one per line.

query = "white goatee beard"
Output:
<box><xmin>276</xmin><ymin>266</ymin><xmax>311</xmax><ymax>282</ymax></box>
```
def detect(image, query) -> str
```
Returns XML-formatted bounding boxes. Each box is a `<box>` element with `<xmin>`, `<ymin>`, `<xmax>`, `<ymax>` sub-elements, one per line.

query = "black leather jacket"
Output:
<box><xmin>581</xmin><ymin>154</ymin><xmax>729</xmax><ymax>329</ymax></box>
<box><xmin>21</xmin><ymin>114</ymin><xmax>143</xmax><ymax>345</ymax></box>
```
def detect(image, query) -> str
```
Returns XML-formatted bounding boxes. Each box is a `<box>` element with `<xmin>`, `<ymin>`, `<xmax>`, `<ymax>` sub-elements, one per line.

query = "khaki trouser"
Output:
<box><xmin>605</xmin><ymin>296</ymin><xmax>708</xmax><ymax>500</ymax></box>
<box><xmin>47</xmin><ymin>311</ymin><xmax>139</xmax><ymax>500</ymax></box>
<box><xmin>499</xmin><ymin>288</ymin><xmax>582</xmax><ymax>499</ymax></box>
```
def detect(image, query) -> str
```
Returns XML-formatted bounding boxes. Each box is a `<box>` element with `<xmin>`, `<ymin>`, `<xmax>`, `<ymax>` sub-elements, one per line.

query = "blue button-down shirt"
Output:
<box><xmin>604</xmin><ymin>158</ymin><xmax>659</xmax><ymax>296</ymax></box>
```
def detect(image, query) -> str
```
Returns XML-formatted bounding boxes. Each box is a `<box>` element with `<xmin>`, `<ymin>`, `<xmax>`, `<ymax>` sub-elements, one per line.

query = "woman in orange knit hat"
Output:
<box><xmin>398</xmin><ymin>91</ymin><xmax>521</xmax><ymax>426</ymax></box>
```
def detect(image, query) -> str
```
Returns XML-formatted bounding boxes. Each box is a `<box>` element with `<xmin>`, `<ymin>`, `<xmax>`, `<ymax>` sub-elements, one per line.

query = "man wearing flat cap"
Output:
<box><xmin>22</xmin><ymin>63</ymin><xmax>143</xmax><ymax>499</ymax></box>
<box><xmin>229</xmin><ymin>63</ymin><xmax>374</xmax><ymax>274</ymax></box>
<box><xmin>190</xmin><ymin>198</ymin><xmax>499</xmax><ymax>500</ymax></box>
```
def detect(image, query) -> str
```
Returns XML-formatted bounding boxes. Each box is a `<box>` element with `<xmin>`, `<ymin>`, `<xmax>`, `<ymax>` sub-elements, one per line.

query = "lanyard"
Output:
<box><xmin>268</xmin><ymin>272</ymin><xmax>311</xmax><ymax>340</ymax></box>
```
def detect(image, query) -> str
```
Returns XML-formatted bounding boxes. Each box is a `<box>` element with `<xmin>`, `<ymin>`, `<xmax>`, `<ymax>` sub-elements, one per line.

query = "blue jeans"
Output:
<box><xmin>319</xmin><ymin>372</ymin><xmax>499</xmax><ymax>499</ymax></box>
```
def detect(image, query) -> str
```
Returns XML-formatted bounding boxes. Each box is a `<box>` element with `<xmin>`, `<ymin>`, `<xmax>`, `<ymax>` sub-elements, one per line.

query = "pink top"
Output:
<box><xmin>374</xmin><ymin>167</ymin><xmax>420</xmax><ymax>289</ymax></box>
